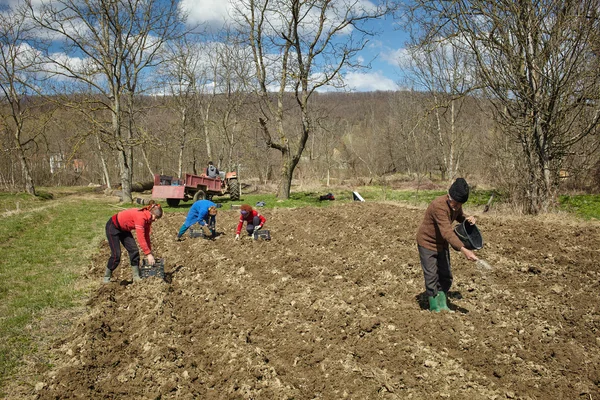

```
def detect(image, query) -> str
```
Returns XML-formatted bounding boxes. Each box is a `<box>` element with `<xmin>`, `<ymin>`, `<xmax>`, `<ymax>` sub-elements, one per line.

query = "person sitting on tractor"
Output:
<box><xmin>177</xmin><ymin>199</ymin><xmax>218</xmax><ymax>240</ymax></box>
<box><xmin>235</xmin><ymin>204</ymin><xmax>266</xmax><ymax>240</ymax></box>
<box><xmin>206</xmin><ymin>161</ymin><xmax>219</xmax><ymax>178</ymax></box>
<box><xmin>104</xmin><ymin>200</ymin><xmax>163</xmax><ymax>283</ymax></box>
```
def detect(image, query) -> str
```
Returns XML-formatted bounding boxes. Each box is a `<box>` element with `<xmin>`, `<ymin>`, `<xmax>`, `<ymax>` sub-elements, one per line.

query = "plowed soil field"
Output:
<box><xmin>19</xmin><ymin>202</ymin><xmax>600</xmax><ymax>399</ymax></box>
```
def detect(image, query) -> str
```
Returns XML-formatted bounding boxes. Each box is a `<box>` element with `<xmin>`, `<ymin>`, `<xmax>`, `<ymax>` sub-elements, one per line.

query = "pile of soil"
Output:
<box><xmin>30</xmin><ymin>202</ymin><xmax>600</xmax><ymax>398</ymax></box>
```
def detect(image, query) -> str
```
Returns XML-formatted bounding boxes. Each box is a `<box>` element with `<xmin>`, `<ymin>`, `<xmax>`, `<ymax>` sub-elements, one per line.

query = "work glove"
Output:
<box><xmin>254</xmin><ymin>225</ymin><xmax>261</xmax><ymax>232</ymax></box>
<box><xmin>201</xmin><ymin>224</ymin><xmax>212</xmax><ymax>237</ymax></box>
<box><xmin>235</xmin><ymin>234</ymin><xmax>240</xmax><ymax>240</ymax></box>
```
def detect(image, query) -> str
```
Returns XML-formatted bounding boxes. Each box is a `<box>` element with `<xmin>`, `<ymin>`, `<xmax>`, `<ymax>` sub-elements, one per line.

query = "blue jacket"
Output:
<box><xmin>183</xmin><ymin>199</ymin><xmax>216</xmax><ymax>228</ymax></box>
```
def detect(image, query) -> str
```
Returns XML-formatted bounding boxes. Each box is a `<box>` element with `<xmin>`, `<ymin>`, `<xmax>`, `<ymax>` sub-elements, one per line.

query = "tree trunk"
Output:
<box><xmin>113</xmin><ymin>100</ymin><xmax>133</xmax><ymax>203</ymax></box>
<box><xmin>17</xmin><ymin>145</ymin><xmax>36</xmax><ymax>196</ymax></box>
<box><xmin>14</xmin><ymin>127</ymin><xmax>36</xmax><ymax>196</ymax></box>
<box><xmin>203</xmin><ymin>103</ymin><xmax>212</xmax><ymax>162</ymax></box>
<box><xmin>278</xmin><ymin>163</ymin><xmax>293</xmax><ymax>199</ymax></box>
<box><xmin>131</xmin><ymin>181</ymin><xmax>154</xmax><ymax>192</ymax></box>
<box><xmin>118</xmin><ymin>149</ymin><xmax>133</xmax><ymax>203</ymax></box>
<box><xmin>141</xmin><ymin>146</ymin><xmax>154</xmax><ymax>179</ymax></box>
<box><xmin>178</xmin><ymin>104</ymin><xmax>187</xmax><ymax>178</ymax></box>
<box><xmin>96</xmin><ymin>135</ymin><xmax>111</xmax><ymax>188</ymax></box>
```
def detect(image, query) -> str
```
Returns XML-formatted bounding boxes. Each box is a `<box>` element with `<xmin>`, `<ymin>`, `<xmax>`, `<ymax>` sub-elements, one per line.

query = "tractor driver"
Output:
<box><xmin>206</xmin><ymin>161</ymin><xmax>219</xmax><ymax>178</ymax></box>
<box><xmin>177</xmin><ymin>199</ymin><xmax>218</xmax><ymax>240</ymax></box>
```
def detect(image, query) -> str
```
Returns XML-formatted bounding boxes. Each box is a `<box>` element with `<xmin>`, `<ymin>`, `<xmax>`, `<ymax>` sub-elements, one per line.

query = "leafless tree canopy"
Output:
<box><xmin>232</xmin><ymin>0</ymin><xmax>400</xmax><ymax>199</ymax></box>
<box><xmin>24</xmin><ymin>0</ymin><xmax>185</xmax><ymax>202</ymax></box>
<box><xmin>406</xmin><ymin>0</ymin><xmax>600</xmax><ymax>213</ymax></box>
<box><xmin>1</xmin><ymin>0</ymin><xmax>598</xmax><ymax>211</ymax></box>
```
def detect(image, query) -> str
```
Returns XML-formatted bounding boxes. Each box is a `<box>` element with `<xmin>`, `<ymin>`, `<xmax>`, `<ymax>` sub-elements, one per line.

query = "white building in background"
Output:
<box><xmin>49</xmin><ymin>154</ymin><xmax>64</xmax><ymax>174</ymax></box>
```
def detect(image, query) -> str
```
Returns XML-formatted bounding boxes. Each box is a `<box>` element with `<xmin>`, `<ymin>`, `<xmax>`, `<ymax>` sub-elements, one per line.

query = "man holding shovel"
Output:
<box><xmin>416</xmin><ymin>178</ymin><xmax>478</xmax><ymax>312</ymax></box>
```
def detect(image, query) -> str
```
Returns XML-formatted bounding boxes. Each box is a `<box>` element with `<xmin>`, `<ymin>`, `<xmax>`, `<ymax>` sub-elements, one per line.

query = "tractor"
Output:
<box><xmin>151</xmin><ymin>170</ymin><xmax>240</xmax><ymax>207</ymax></box>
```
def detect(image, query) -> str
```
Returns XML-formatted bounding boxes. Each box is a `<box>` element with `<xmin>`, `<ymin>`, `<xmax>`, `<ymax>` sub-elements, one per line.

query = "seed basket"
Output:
<box><xmin>189</xmin><ymin>228</ymin><xmax>204</xmax><ymax>238</ymax></box>
<box><xmin>253</xmin><ymin>230</ymin><xmax>271</xmax><ymax>241</ymax></box>
<box><xmin>140</xmin><ymin>258</ymin><xmax>165</xmax><ymax>280</ymax></box>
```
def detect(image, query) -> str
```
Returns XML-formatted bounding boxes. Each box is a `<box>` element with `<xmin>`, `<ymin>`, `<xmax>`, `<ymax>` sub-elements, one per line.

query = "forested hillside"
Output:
<box><xmin>2</xmin><ymin>91</ymin><xmax>597</xmax><ymax>195</ymax></box>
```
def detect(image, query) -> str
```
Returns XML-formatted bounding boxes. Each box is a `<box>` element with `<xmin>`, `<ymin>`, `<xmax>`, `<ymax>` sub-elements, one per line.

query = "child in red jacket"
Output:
<box><xmin>235</xmin><ymin>204</ymin><xmax>266</xmax><ymax>240</ymax></box>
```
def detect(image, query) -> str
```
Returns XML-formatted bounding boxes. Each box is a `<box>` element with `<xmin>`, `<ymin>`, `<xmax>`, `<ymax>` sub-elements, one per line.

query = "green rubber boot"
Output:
<box><xmin>428</xmin><ymin>295</ymin><xmax>440</xmax><ymax>312</ymax></box>
<box><xmin>103</xmin><ymin>268</ymin><xmax>112</xmax><ymax>284</ymax></box>
<box><xmin>436</xmin><ymin>291</ymin><xmax>452</xmax><ymax>312</ymax></box>
<box><xmin>131</xmin><ymin>265</ymin><xmax>142</xmax><ymax>282</ymax></box>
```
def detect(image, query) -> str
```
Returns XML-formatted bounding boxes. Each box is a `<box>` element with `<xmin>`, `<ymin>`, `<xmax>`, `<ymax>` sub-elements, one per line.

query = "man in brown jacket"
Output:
<box><xmin>416</xmin><ymin>178</ymin><xmax>478</xmax><ymax>312</ymax></box>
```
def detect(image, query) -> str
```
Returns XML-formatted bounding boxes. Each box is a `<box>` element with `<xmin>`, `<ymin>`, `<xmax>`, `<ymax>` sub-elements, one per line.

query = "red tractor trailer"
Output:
<box><xmin>152</xmin><ymin>171</ymin><xmax>240</xmax><ymax>207</ymax></box>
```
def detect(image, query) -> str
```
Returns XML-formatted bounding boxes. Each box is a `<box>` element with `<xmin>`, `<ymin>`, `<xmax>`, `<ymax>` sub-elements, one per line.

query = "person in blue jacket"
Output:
<box><xmin>176</xmin><ymin>199</ymin><xmax>218</xmax><ymax>240</ymax></box>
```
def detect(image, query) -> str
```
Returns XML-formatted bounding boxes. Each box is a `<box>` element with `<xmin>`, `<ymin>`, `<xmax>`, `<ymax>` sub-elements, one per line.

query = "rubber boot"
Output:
<box><xmin>428</xmin><ymin>295</ymin><xmax>440</xmax><ymax>312</ymax></box>
<box><xmin>436</xmin><ymin>291</ymin><xmax>453</xmax><ymax>312</ymax></box>
<box><xmin>131</xmin><ymin>265</ymin><xmax>142</xmax><ymax>282</ymax></box>
<box><xmin>103</xmin><ymin>268</ymin><xmax>112</xmax><ymax>284</ymax></box>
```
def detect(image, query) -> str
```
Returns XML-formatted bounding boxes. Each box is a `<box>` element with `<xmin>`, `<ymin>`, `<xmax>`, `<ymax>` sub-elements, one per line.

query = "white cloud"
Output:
<box><xmin>322</xmin><ymin>71</ymin><xmax>397</xmax><ymax>92</ymax></box>
<box><xmin>180</xmin><ymin>0</ymin><xmax>371</xmax><ymax>35</ymax></box>
<box><xmin>179</xmin><ymin>0</ymin><xmax>234</xmax><ymax>27</ymax></box>
<box><xmin>381</xmin><ymin>47</ymin><xmax>411</xmax><ymax>68</ymax></box>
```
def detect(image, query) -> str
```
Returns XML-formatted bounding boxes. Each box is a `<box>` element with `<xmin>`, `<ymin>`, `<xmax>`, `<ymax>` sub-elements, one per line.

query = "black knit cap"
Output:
<box><xmin>449</xmin><ymin>178</ymin><xmax>469</xmax><ymax>203</ymax></box>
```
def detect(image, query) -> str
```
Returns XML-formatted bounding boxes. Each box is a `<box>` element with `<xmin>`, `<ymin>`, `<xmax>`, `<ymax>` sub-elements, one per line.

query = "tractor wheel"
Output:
<box><xmin>193</xmin><ymin>190</ymin><xmax>206</xmax><ymax>202</ymax></box>
<box><xmin>228</xmin><ymin>178</ymin><xmax>240</xmax><ymax>200</ymax></box>
<box><xmin>166</xmin><ymin>198</ymin><xmax>180</xmax><ymax>207</ymax></box>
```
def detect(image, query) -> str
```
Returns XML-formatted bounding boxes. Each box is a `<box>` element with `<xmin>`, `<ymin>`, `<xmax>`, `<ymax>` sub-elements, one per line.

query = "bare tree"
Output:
<box><xmin>160</xmin><ymin>36</ymin><xmax>205</xmax><ymax>178</ymax></box>
<box><xmin>197</xmin><ymin>36</ymin><xmax>252</xmax><ymax>171</ymax></box>
<box><xmin>408</xmin><ymin>0</ymin><xmax>600</xmax><ymax>213</ymax></box>
<box><xmin>160</xmin><ymin>28</ymin><xmax>254</xmax><ymax>178</ymax></box>
<box><xmin>402</xmin><ymin>40</ymin><xmax>476</xmax><ymax>181</ymax></box>
<box><xmin>209</xmin><ymin>33</ymin><xmax>255</xmax><ymax>172</ymax></box>
<box><xmin>27</xmin><ymin>0</ymin><xmax>185</xmax><ymax>202</ymax></box>
<box><xmin>234</xmin><ymin>0</ymin><xmax>398</xmax><ymax>199</ymax></box>
<box><xmin>0</xmin><ymin>6</ymin><xmax>45</xmax><ymax>195</ymax></box>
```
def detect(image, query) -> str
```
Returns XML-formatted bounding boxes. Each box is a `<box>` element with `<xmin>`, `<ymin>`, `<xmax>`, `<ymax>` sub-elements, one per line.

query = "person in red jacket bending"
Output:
<box><xmin>235</xmin><ymin>204</ymin><xmax>266</xmax><ymax>240</ymax></box>
<box><xmin>104</xmin><ymin>200</ymin><xmax>163</xmax><ymax>283</ymax></box>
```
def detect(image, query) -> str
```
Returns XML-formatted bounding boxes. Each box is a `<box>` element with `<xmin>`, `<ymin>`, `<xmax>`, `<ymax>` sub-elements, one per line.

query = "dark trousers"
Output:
<box><xmin>246</xmin><ymin>216</ymin><xmax>261</xmax><ymax>235</ymax></box>
<box><xmin>418</xmin><ymin>245</ymin><xmax>453</xmax><ymax>297</ymax></box>
<box><xmin>106</xmin><ymin>219</ymin><xmax>139</xmax><ymax>272</ymax></box>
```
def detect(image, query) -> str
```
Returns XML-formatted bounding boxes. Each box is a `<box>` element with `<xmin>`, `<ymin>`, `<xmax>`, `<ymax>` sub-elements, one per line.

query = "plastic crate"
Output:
<box><xmin>140</xmin><ymin>258</ymin><xmax>165</xmax><ymax>280</ymax></box>
<box><xmin>253</xmin><ymin>230</ymin><xmax>271</xmax><ymax>241</ymax></box>
<box><xmin>189</xmin><ymin>228</ymin><xmax>204</xmax><ymax>238</ymax></box>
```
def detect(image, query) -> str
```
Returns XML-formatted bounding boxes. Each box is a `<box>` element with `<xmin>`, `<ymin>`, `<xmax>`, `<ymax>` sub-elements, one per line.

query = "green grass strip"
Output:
<box><xmin>0</xmin><ymin>195</ymin><xmax>114</xmax><ymax>395</ymax></box>
<box><xmin>559</xmin><ymin>194</ymin><xmax>600</xmax><ymax>220</ymax></box>
<box><xmin>185</xmin><ymin>188</ymin><xmax>499</xmax><ymax>210</ymax></box>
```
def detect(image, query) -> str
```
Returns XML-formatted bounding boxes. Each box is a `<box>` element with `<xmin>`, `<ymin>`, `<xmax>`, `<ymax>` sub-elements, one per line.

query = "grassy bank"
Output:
<box><xmin>0</xmin><ymin>190</ymin><xmax>116</xmax><ymax>396</ymax></box>
<box><xmin>203</xmin><ymin>188</ymin><xmax>497</xmax><ymax>210</ymax></box>
<box><xmin>559</xmin><ymin>194</ymin><xmax>600</xmax><ymax>220</ymax></box>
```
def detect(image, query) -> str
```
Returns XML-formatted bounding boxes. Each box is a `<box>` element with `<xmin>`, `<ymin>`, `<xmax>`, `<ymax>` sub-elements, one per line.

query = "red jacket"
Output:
<box><xmin>236</xmin><ymin>210</ymin><xmax>266</xmax><ymax>234</ymax></box>
<box><xmin>112</xmin><ymin>208</ymin><xmax>153</xmax><ymax>255</ymax></box>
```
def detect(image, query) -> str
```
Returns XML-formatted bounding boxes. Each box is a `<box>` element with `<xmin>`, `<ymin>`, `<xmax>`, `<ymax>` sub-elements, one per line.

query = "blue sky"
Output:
<box><xmin>0</xmin><ymin>0</ymin><xmax>411</xmax><ymax>92</ymax></box>
<box><xmin>180</xmin><ymin>0</ymin><xmax>411</xmax><ymax>92</ymax></box>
